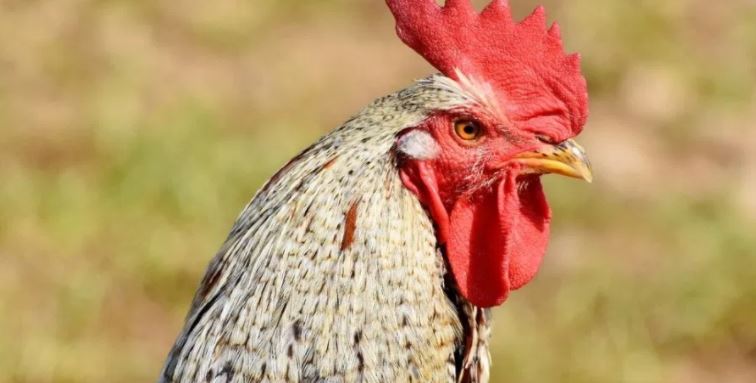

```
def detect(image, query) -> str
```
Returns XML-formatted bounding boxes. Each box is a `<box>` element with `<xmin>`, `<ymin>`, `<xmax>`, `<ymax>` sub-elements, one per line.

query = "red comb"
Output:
<box><xmin>386</xmin><ymin>0</ymin><xmax>588</xmax><ymax>137</ymax></box>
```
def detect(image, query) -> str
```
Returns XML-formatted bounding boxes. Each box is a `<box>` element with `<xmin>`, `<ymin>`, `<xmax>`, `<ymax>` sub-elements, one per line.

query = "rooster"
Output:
<box><xmin>160</xmin><ymin>0</ymin><xmax>591</xmax><ymax>382</ymax></box>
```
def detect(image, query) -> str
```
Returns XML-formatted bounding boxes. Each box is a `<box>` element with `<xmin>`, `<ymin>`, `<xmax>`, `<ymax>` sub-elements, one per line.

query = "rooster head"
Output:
<box><xmin>389</xmin><ymin>0</ymin><xmax>592</xmax><ymax>307</ymax></box>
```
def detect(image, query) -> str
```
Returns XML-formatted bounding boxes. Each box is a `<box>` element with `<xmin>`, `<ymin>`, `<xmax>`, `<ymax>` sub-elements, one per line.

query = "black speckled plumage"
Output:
<box><xmin>160</xmin><ymin>76</ymin><xmax>492</xmax><ymax>383</ymax></box>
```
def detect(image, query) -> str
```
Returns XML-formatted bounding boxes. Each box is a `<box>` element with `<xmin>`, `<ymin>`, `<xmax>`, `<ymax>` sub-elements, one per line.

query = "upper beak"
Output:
<box><xmin>513</xmin><ymin>139</ymin><xmax>593</xmax><ymax>183</ymax></box>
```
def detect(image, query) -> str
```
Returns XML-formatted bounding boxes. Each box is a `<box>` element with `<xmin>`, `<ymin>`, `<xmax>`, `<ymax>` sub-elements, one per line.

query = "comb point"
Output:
<box><xmin>481</xmin><ymin>0</ymin><xmax>511</xmax><ymax>19</ymax></box>
<box><xmin>521</xmin><ymin>5</ymin><xmax>547</xmax><ymax>28</ymax></box>
<box><xmin>444</xmin><ymin>0</ymin><xmax>473</xmax><ymax>13</ymax></box>
<box><xmin>548</xmin><ymin>22</ymin><xmax>561</xmax><ymax>39</ymax></box>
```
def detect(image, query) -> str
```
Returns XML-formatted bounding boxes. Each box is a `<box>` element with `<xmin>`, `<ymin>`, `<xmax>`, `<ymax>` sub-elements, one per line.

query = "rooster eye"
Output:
<box><xmin>454</xmin><ymin>119</ymin><xmax>483</xmax><ymax>141</ymax></box>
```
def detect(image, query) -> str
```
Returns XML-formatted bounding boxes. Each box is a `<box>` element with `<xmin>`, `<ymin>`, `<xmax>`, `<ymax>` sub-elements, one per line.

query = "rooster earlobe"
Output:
<box><xmin>396</xmin><ymin>130</ymin><xmax>441</xmax><ymax>160</ymax></box>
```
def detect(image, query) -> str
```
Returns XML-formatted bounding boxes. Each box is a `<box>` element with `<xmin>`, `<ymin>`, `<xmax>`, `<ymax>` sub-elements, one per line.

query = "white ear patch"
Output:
<box><xmin>396</xmin><ymin>130</ymin><xmax>440</xmax><ymax>160</ymax></box>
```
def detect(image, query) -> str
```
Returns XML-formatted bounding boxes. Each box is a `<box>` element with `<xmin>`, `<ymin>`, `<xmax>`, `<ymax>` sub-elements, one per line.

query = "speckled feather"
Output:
<box><xmin>159</xmin><ymin>76</ymin><xmax>493</xmax><ymax>383</ymax></box>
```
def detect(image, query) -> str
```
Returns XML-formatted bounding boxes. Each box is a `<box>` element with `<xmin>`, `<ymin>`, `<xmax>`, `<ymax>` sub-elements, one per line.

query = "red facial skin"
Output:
<box><xmin>399</xmin><ymin>110</ymin><xmax>554</xmax><ymax>308</ymax></box>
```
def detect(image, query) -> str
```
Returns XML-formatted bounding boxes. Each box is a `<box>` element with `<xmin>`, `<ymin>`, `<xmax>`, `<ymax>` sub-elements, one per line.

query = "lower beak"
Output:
<box><xmin>513</xmin><ymin>139</ymin><xmax>593</xmax><ymax>183</ymax></box>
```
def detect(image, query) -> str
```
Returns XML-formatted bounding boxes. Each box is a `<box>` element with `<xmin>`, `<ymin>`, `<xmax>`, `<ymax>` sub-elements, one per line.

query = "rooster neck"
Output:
<box><xmin>162</xmin><ymin>77</ymin><xmax>492</xmax><ymax>383</ymax></box>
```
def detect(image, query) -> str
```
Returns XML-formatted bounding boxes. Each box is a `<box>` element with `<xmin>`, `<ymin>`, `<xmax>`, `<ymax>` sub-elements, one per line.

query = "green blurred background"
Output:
<box><xmin>1</xmin><ymin>0</ymin><xmax>755</xmax><ymax>382</ymax></box>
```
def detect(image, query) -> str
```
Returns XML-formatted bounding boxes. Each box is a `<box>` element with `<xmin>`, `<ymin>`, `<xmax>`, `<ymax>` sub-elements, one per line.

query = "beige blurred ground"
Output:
<box><xmin>1</xmin><ymin>0</ymin><xmax>755</xmax><ymax>382</ymax></box>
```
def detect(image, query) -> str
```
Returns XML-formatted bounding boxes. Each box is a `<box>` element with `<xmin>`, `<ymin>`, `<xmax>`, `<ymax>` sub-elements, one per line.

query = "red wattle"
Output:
<box><xmin>446</xmin><ymin>178</ymin><xmax>510</xmax><ymax>306</ymax></box>
<box><xmin>401</xmin><ymin>162</ymin><xmax>552</xmax><ymax>308</ymax></box>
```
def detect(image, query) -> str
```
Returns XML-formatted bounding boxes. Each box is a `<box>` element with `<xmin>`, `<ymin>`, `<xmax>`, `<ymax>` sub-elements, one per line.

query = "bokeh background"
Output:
<box><xmin>1</xmin><ymin>0</ymin><xmax>755</xmax><ymax>382</ymax></box>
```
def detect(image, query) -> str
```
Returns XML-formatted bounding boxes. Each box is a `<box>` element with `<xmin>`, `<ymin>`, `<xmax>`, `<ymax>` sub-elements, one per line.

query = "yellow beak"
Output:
<box><xmin>513</xmin><ymin>139</ymin><xmax>593</xmax><ymax>183</ymax></box>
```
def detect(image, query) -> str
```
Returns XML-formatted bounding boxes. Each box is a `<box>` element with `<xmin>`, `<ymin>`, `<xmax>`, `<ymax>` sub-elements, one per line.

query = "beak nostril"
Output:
<box><xmin>536</xmin><ymin>135</ymin><xmax>554</xmax><ymax>145</ymax></box>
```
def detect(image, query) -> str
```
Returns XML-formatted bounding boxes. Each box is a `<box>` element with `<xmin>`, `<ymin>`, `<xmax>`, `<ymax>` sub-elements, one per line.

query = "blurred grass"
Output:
<box><xmin>1</xmin><ymin>0</ymin><xmax>755</xmax><ymax>382</ymax></box>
